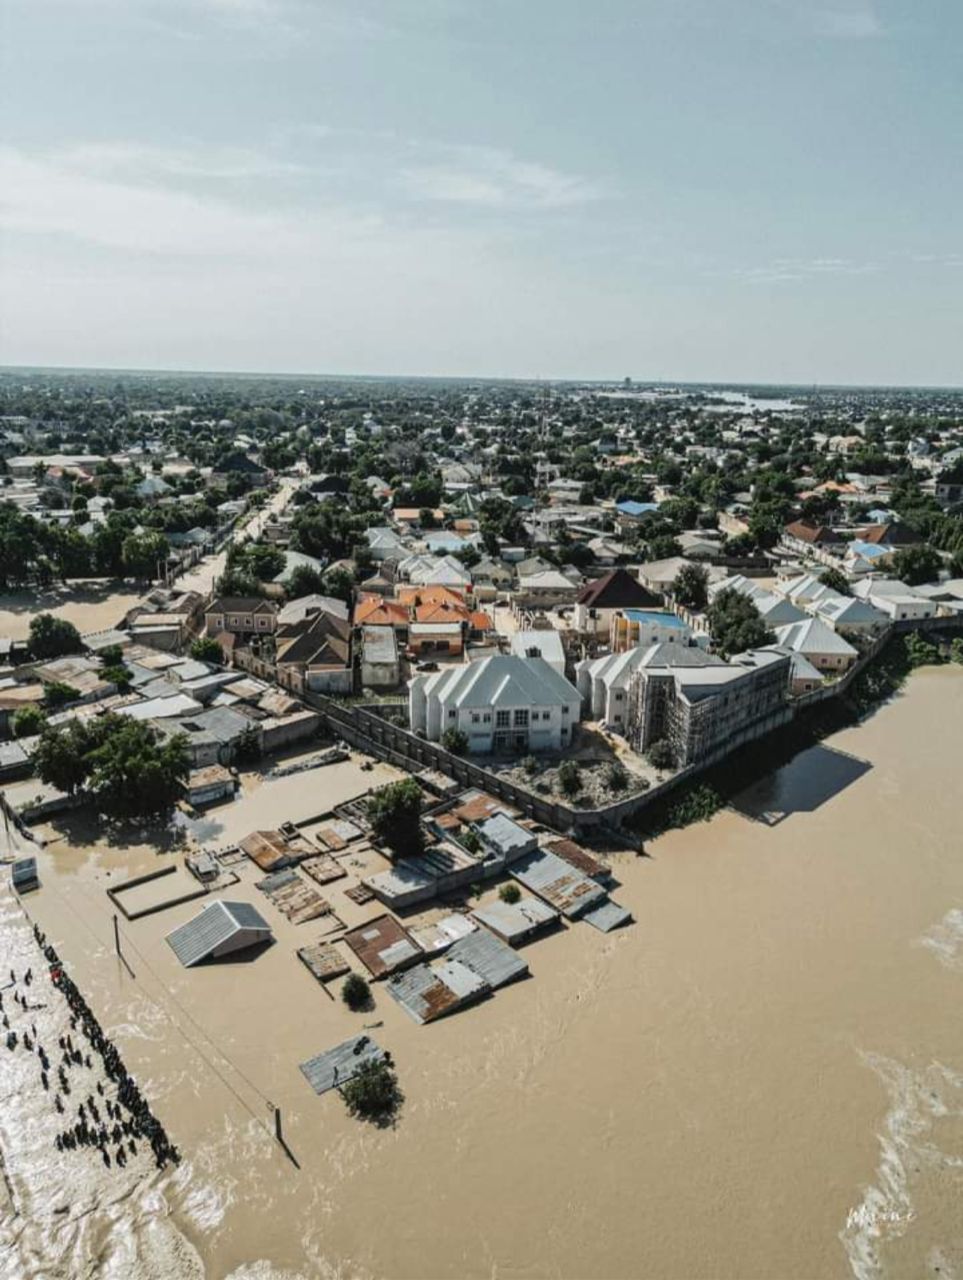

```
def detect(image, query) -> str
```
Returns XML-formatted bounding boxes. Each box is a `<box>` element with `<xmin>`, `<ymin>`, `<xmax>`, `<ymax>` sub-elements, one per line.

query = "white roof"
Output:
<box><xmin>116</xmin><ymin>693</ymin><xmax>203</xmax><ymax>720</ymax></box>
<box><xmin>415</xmin><ymin>654</ymin><xmax>580</xmax><ymax>711</ymax></box>
<box><xmin>774</xmin><ymin>617</ymin><xmax>858</xmax><ymax>657</ymax></box>
<box><xmin>510</xmin><ymin>630</ymin><xmax>565</xmax><ymax>664</ymax></box>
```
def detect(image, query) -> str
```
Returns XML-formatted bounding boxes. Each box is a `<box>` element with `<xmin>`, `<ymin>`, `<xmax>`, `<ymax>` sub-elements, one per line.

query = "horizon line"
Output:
<box><xmin>1</xmin><ymin>363</ymin><xmax>961</xmax><ymax>394</ymax></box>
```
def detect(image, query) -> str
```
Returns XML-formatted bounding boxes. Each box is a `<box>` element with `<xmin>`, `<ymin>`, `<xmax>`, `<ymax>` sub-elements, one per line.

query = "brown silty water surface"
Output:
<box><xmin>1</xmin><ymin>669</ymin><xmax>961</xmax><ymax>1279</ymax></box>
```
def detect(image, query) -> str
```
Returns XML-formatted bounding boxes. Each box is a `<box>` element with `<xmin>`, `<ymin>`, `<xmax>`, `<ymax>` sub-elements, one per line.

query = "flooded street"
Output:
<box><xmin>1</xmin><ymin>667</ymin><xmax>961</xmax><ymax>1279</ymax></box>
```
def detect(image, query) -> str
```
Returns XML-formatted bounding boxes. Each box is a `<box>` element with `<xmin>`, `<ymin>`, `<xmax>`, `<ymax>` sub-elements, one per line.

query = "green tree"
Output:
<box><xmin>28</xmin><ymin>613</ymin><xmax>83</xmax><ymax>659</ymax></box>
<box><xmin>498</xmin><ymin>882</ymin><xmax>522</xmax><ymax>904</ymax></box>
<box><xmin>819</xmin><ymin>567</ymin><xmax>851</xmax><ymax>595</ymax></box>
<box><xmin>367</xmin><ymin>778</ymin><xmax>424</xmax><ymax>857</ymax></box>
<box><xmin>891</xmin><ymin>543</ymin><xmax>942</xmax><ymax>586</ymax></box>
<box><xmin>340</xmin><ymin>1058</ymin><xmax>403</xmax><ymax>1124</ymax></box>
<box><xmin>42</xmin><ymin>681</ymin><xmax>79</xmax><ymax>709</ymax></box>
<box><xmin>646</xmin><ymin>739</ymin><xmax>675</xmax><ymax>770</ymax></box>
<box><xmin>85</xmin><ymin>719</ymin><xmax>189</xmax><ymax>818</ymax></box>
<box><xmin>341</xmin><ymin>972</ymin><xmax>371</xmax><ymax>1011</ymax></box>
<box><xmin>33</xmin><ymin>721</ymin><xmax>96</xmax><ymax>795</ymax></box>
<box><xmin>121</xmin><ymin>531</ymin><xmax>169</xmax><ymax>582</ymax></box>
<box><xmin>246</xmin><ymin>542</ymin><xmax>286</xmax><ymax>582</ymax></box>
<box><xmin>190</xmin><ymin>637</ymin><xmax>224</xmax><ymax>663</ymax></box>
<box><xmin>707</xmin><ymin>588</ymin><xmax>775</xmax><ymax>657</ymax></box>
<box><xmin>671</xmin><ymin>563</ymin><xmax>709</xmax><ymax>609</ymax></box>
<box><xmin>11</xmin><ymin>705</ymin><xmax>45</xmax><ymax>738</ymax></box>
<box><xmin>324</xmin><ymin>568</ymin><xmax>355</xmax><ymax>604</ymax></box>
<box><xmin>284</xmin><ymin>563</ymin><xmax>326</xmax><ymax>598</ymax></box>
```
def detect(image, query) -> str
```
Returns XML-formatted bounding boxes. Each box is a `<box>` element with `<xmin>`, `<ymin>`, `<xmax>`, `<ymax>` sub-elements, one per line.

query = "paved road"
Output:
<box><xmin>171</xmin><ymin>479</ymin><xmax>298</xmax><ymax>598</ymax></box>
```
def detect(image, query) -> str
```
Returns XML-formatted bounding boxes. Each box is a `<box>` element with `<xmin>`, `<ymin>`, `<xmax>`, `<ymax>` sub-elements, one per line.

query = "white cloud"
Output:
<box><xmin>402</xmin><ymin>145</ymin><xmax>605</xmax><ymax>209</ymax></box>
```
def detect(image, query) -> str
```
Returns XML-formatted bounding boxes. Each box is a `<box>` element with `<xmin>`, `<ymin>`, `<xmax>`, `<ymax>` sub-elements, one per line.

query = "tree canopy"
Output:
<box><xmin>33</xmin><ymin>715</ymin><xmax>189</xmax><ymax>819</ymax></box>
<box><xmin>707</xmin><ymin>588</ymin><xmax>775</xmax><ymax>657</ymax></box>
<box><xmin>28</xmin><ymin>613</ymin><xmax>84</xmax><ymax>659</ymax></box>
<box><xmin>366</xmin><ymin>778</ymin><xmax>424</xmax><ymax>857</ymax></box>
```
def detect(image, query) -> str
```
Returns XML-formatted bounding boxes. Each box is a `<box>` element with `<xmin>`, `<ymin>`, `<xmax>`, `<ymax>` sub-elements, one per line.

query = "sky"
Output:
<box><xmin>0</xmin><ymin>0</ymin><xmax>960</xmax><ymax>385</ymax></box>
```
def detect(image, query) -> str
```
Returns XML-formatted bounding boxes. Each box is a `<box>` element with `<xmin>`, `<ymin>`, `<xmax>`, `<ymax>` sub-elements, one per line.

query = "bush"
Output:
<box><xmin>340</xmin><ymin>1057</ymin><xmax>402</xmax><ymax>1123</ymax></box>
<box><xmin>42</xmin><ymin>681</ymin><xmax>79</xmax><ymax>709</ymax></box>
<box><xmin>606</xmin><ymin>762</ymin><xmax>629</xmax><ymax>792</ymax></box>
<box><xmin>12</xmin><ymin>705</ymin><xmax>45</xmax><ymax>738</ymax></box>
<box><xmin>557</xmin><ymin>760</ymin><xmax>582</xmax><ymax>797</ymax></box>
<box><xmin>190</xmin><ymin>637</ymin><xmax>224</xmax><ymax>663</ymax></box>
<box><xmin>460</xmin><ymin>827</ymin><xmax>481</xmax><ymax>854</ymax></box>
<box><xmin>341</xmin><ymin>973</ymin><xmax>371</xmax><ymax>1011</ymax></box>
<box><xmin>499</xmin><ymin>882</ymin><xmax>521</xmax><ymax>904</ymax></box>
<box><xmin>521</xmin><ymin>755</ymin><xmax>538</xmax><ymax>776</ymax></box>
<box><xmin>441</xmin><ymin>727</ymin><xmax>469</xmax><ymax>755</ymax></box>
<box><xmin>646</xmin><ymin>739</ymin><xmax>675</xmax><ymax>770</ymax></box>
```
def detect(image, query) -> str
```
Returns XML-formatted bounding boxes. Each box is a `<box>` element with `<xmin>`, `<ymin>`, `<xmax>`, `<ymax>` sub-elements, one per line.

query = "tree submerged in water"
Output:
<box><xmin>341</xmin><ymin>1058</ymin><xmax>403</xmax><ymax>1125</ymax></box>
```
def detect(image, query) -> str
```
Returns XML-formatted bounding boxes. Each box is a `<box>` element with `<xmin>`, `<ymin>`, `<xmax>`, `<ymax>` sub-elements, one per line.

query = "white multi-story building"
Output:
<box><xmin>409</xmin><ymin>655</ymin><xmax>581</xmax><ymax>755</ymax></box>
<box><xmin>577</xmin><ymin>641</ymin><xmax>722</xmax><ymax>730</ymax></box>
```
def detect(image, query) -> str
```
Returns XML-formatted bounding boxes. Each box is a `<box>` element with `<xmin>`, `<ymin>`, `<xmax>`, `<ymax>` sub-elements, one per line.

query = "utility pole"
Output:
<box><xmin>113</xmin><ymin>914</ymin><xmax>135</xmax><ymax>978</ymax></box>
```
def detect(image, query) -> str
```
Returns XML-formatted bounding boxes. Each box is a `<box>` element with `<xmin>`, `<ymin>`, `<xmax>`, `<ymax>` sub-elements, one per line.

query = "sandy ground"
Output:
<box><xmin>1</xmin><ymin>670</ymin><xmax>962</xmax><ymax>1279</ymax></box>
<box><xmin>0</xmin><ymin>583</ymin><xmax>145</xmax><ymax>643</ymax></box>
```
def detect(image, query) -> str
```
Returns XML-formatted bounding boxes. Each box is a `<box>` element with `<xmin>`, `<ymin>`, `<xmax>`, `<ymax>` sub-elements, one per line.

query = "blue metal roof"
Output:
<box><xmin>622</xmin><ymin>609</ymin><xmax>686</xmax><ymax>627</ymax></box>
<box><xmin>616</xmin><ymin>500</ymin><xmax>660</xmax><ymax>516</ymax></box>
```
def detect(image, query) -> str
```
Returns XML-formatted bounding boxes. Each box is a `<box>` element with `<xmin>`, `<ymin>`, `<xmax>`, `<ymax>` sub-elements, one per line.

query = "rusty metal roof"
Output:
<box><xmin>510</xmin><ymin>850</ymin><xmax>607</xmax><ymax>919</ymax></box>
<box><xmin>387</xmin><ymin>959</ymin><xmax>489</xmax><ymax>1024</ymax></box>
<box><xmin>342</xmin><ymin>913</ymin><xmax>422</xmax><ymax>978</ymax></box>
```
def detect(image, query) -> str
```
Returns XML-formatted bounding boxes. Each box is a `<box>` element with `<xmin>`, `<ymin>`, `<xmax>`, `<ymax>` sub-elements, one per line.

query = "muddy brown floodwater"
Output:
<box><xmin>2</xmin><ymin>668</ymin><xmax>962</xmax><ymax>1280</ymax></box>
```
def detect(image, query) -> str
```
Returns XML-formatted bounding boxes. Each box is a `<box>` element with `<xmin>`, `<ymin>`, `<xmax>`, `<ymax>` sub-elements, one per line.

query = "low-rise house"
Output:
<box><xmin>185</xmin><ymin>764</ymin><xmax>236</xmax><ymax>807</ymax></box>
<box><xmin>275</xmin><ymin>610</ymin><xmax>351</xmax><ymax>694</ymax></box>
<box><xmin>812</xmin><ymin>594</ymin><xmax>888</xmax><ymax>635</ymax></box>
<box><xmin>609</xmin><ymin>608</ymin><xmax>695</xmax><ymax>652</ymax></box>
<box><xmin>781</xmin><ymin>519</ymin><xmax>844</xmax><ymax>558</ymax></box>
<box><xmin>773</xmin><ymin>617</ymin><xmax>858</xmax><ymax>674</ymax></box>
<box><xmin>205</xmin><ymin>597</ymin><xmax>278</xmax><ymax>637</ymax></box>
<box><xmin>852</xmin><ymin>578</ymin><xmax>937</xmax><ymax>621</ymax></box>
<box><xmin>573</xmin><ymin>567</ymin><xmax>660</xmax><ymax>635</ymax></box>
<box><xmin>361</xmin><ymin>625</ymin><xmax>400</xmax><ymax>688</ymax></box>
<box><xmin>513</xmin><ymin>568</ymin><xmax>580</xmax><ymax>609</ymax></box>
<box><xmin>409</xmin><ymin>654</ymin><xmax>581</xmax><ymax>754</ymax></box>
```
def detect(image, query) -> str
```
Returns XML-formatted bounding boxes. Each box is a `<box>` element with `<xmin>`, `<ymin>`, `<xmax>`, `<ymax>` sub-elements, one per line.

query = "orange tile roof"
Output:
<box><xmin>354</xmin><ymin>597</ymin><xmax>408</xmax><ymax>626</ymax></box>
<box><xmin>469</xmin><ymin>611</ymin><xmax>492</xmax><ymax>631</ymax></box>
<box><xmin>414</xmin><ymin>601</ymin><xmax>469</xmax><ymax>623</ymax></box>
<box><xmin>396</xmin><ymin>585</ymin><xmax>465</xmax><ymax>608</ymax></box>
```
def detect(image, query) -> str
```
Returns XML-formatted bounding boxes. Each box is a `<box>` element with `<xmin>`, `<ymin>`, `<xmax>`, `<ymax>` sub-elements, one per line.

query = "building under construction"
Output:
<box><xmin>624</xmin><ymin>648</ymin><xmax>791</xmax><ymax>766</ymax></box>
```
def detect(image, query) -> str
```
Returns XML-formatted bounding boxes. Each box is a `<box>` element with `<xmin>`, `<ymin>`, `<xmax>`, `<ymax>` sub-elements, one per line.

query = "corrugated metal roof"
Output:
<box><xmin>447</xmin><ymin>928</ymin><xmax>528</xmax><ymax>989</ymax></box>
<box><xmin>409</xmin><ymin>914</ymin><xmax>477</xmax><ymax>955</ymax></box>
<box><xmin>166</xmin><ymin>900</ymin><xmax>272</xmax><ymax>967</ymax></box>
<box><xmin>510</xmin><ymin>850</ymin><xmax>607</xmax><ymax>919</ymax></box>
<box><xmin>581</xmin><ymin>900</ymin><xmax>633</xmax><ymax>933</ymax></box>
<box><xmin>387</xmin><ymin>958</ymin><xmax>489</xmax><ymax>1024</ymax></box>
<box><xmin>299</xmin><ymin>1035</ymin><xmax>386</xmax><ymax>1095</ymax></box>
<box><xmin>342</xmin><ymin>914</ymin><xmax>422</xmax><ymax>978</ymax></box>
<box><xmin>471</xmin><ymin>894</ymin><xmax>558</xmax><ymax>944</ymax></box>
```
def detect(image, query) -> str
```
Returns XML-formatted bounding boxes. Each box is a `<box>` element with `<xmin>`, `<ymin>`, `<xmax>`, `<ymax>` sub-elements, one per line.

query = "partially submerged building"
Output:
<box><xmin>166</xmin><ymin>900</ymin><xmax>273</xmax><ymax>967</ymax></box>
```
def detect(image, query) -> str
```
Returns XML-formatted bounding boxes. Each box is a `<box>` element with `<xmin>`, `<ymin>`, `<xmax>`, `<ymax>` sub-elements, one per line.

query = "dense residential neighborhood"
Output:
<box><xmin>2</xmin><ymin>371</ymin><xmax>962</xmax><ymax>820</ymax></box>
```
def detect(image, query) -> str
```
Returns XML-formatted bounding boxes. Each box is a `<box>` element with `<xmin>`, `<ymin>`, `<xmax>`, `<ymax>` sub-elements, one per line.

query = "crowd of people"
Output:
<box><xmin>2</xmin><ymin>922</ymin><xmax>180</xmax><ymax>1173</ymax></box>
